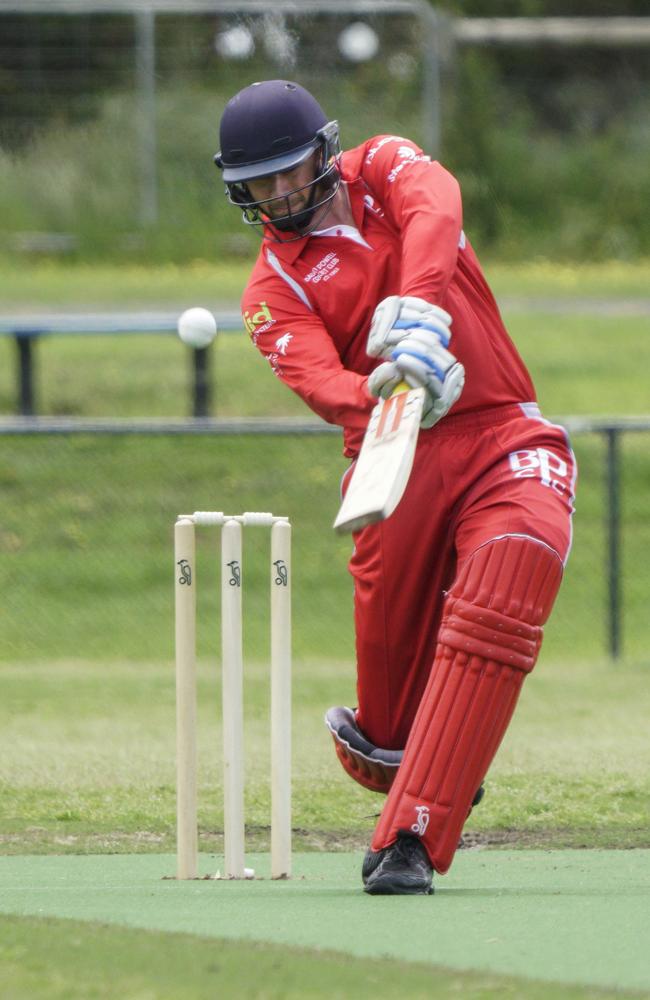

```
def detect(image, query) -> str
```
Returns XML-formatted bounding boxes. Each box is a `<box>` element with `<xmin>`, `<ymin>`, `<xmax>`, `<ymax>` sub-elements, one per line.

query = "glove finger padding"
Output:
<box><xmin>367</xmin><ymin>295</ymin><xmax>453</xmax><ymax>359</ymax></box>
<box><xmin>367</xmin><ymin>360</ymin><xmax>404</xmax><ymax>399</ymax></box>
<box><xmin>392</xmin><ymin>299</ymin><xmax>453</xmax><ymax>348</ymax></box>
<box><xmin>367</xmin><ymin>296</ymin><xmax>402</xmax><ymax>358</ymax></box>
<box><xmin>390</xmin><ymin>331</ymin><xmax>458</xmax><ymax>385</ymax></box>
<box><xmin>392</xmin><ymin>351</ymin><xmax>445</xmax><ymax>396</ymax></box>
<box><xmin>419</xmin><ymin>361</ymin><xmax>465</xmax><ymax>428</ymax></box>
<box><xmin>391</xmin><ymin>327</ymin><xmax>453</xmax><ymax>358</ymax></box>
<box><xmin>398</xmin><ymin>297</ymin><xmax>452</xmax><ymax>328</ymax></box>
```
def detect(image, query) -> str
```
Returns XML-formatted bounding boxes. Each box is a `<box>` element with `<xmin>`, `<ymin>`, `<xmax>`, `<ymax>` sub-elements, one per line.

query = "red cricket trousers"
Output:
<box><xmin>349</xmin><ymin>402</ymin><xmax>576</xmax><ymax>751</ymax></box>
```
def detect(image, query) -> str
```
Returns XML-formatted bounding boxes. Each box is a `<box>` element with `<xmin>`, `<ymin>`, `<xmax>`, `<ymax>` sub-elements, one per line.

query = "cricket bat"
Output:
<box><xmin>333</xmin><ymin>384</ymin><xmax>426</xmax><ymax>534</ymax></box>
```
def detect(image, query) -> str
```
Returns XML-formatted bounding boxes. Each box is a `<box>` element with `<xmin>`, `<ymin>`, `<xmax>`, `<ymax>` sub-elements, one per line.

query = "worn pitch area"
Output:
<box><xmin>0</xmin><ymin>850</ymin><xmax>648</xmax><ymax>994</ymax></box>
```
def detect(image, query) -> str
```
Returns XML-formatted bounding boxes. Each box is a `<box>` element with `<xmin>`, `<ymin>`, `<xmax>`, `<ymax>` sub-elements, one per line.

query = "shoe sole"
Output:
<box><xmin>363</xmin><ymin>875</ymin><xmax>434</xmax><ymax>896</ymax></box>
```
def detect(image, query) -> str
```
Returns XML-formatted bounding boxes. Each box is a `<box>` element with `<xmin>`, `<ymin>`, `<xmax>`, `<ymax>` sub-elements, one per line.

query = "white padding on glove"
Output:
<box><xmin>367</xmin><ymin>295</ymin><xmax>453</xmax><ymax>359</ymax></box>
<box><xmin>367</xmin><ymin>360</ymin><xmax>404</xmax><ymax>400</ymax></box>
<box><xmin>397</xmin><ymin>356</ymin><xmax>465</xmax><ymax>428</ymax></box>
<box><xmin>392</xmin><ymin>325</ymin><xmax>464</xmax><ymax>427</ymax></box>
<box><xmin>367</xmin><ymin>354</ymin><xmax>465</xmax><ymax>429</ymax></box>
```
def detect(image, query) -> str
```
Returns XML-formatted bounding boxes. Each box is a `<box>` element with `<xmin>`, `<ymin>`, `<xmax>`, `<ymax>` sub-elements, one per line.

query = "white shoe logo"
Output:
<box><xmin>411</xmin><ymin>805</ymin><xmax>430</xmax><ymax>836</ymax></box>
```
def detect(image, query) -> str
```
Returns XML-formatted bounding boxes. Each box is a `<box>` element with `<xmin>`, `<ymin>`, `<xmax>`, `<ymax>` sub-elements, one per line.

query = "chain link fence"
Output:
<box><xmin>1</xmin><ymin>4</ymin><xmax>649</xmax><ymax>260</ymax></box>
<box><xmin>0</xmin><ymin>1</ymin><xmax>438</xmax><ymax>261</ymax></box>
<box><xmin>1</xmin><ymin>421</ymin><xmax>648</xmax><ymax>665</ymax></box>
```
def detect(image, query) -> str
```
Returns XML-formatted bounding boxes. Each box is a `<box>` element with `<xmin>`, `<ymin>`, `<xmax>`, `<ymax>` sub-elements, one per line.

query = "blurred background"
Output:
<box><xmin>0</xmin><ymin>0</ymin><xmax>648</xmax><ymax>669</ymax></box>
<box><xmin>1</xmin><ymin>1</ymin><xmax>650</xmax><ymax>261</ymax></box>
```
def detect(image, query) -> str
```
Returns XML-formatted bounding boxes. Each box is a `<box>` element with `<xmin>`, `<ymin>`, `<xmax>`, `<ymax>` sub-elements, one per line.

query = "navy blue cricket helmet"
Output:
<box><xmin>214</xmin><ymin>80</ymin><xmax>341</xmax><ymax>239</ymax></box>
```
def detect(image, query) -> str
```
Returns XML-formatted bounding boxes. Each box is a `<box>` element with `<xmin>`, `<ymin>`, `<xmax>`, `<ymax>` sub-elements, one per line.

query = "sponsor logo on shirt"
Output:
<box><xmin>365</xmin><ymin>135</ymin><xmax>408</xmax><ymax>164</ymax></box>
<box><xmin>508</xmin><ymin>448</ymin><xmax>570</xmax><ymax>496</ymax></box>
<box><xmin>397</xmin><ymin>145</ymin><xmax>417</xmax><ymax>160</ymax></box>
<box><xmin>387</xmin><ymin>153</ymin><xmax>431</xmax><ymax>184</ymax></box>
<box><xmin>304</xmin><ymin>252</ymin><xmax>340</xmax><ymax>284</ymax></box>
<box><xmin>243</xmin><ymin>301</ymin><xmax>274</xmax><ymax>336</ymax></box>
<box><xmin>266</xmin><ymin>351</ymin><xmax>282</xmax><ymax>377</ymax></box>
<box><xmin>275</xmin><ymin>332</ymin><xmax>293</xmax><ymax>355</ymax></box>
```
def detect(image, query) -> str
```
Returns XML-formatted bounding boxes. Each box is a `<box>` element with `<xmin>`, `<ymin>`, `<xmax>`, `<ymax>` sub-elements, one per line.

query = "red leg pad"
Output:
<box><xmin>370</xmin><ymin>535</ymin><xmax>563</xmax><ymax>873</ymax></box>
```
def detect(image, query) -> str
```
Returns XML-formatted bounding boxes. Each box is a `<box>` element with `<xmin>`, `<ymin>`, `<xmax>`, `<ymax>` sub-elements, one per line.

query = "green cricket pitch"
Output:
<box><xmin>1</xmin><ymin>849</ymin><xmax>648</xmax><ymax>995</ymax></box>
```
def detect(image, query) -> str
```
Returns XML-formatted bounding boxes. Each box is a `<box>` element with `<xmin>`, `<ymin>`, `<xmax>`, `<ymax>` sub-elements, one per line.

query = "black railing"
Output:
<box><xmin>0</xmin><ymin>312</ymin><xmax>243</xmax><ymax>418</ymax></box>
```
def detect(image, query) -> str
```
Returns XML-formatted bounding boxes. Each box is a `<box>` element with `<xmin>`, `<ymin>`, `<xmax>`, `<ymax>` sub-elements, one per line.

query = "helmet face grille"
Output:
<box><xmin>215</xmin><ymin>80</ymin><xmax>342</xmax><ymax>239</ymax></box>
<box><xmin>218</xmin><ymin>116</ymin><xmax>342</xmax><ymax>242</ymax></box>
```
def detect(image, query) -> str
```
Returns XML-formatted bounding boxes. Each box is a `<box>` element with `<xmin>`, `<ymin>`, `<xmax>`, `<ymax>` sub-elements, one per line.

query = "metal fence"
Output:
<box><xmin>1</xmin><ymin>5</ymin><xmax>649</xmax><ymax>259</ymax></box>
<box><xmin>1</xmin><ymin>416</ymin><xmax>648</xmax><ymax>665</ymax></box>
<box><xmin>0</xmin><ymin>0</ymin><xmax>442</xmax><ymax>256</ymax></box>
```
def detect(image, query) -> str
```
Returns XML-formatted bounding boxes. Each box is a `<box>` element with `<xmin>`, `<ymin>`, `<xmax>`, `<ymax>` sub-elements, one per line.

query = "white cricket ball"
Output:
<box><xmin>338</xmin><ymin>22</ymin><xmax>379</xmax><ymax>62</ymax></box>
<box><xmin>177</xmin><ymin>307</ymin><xmax>217</xmax><ymax>349</ymax></box>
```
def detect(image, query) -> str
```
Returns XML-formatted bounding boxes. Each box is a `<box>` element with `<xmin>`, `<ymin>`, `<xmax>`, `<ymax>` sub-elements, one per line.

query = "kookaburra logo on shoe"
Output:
<box><xmin>411</xmin><ymin>805</ymin><xmax>430</xmax><ymax>836</ymax></box>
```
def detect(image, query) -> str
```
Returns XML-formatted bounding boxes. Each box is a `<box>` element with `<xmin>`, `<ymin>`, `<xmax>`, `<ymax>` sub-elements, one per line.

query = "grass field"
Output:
<box><xmin>0</xmin><ymin>258</ymin><xmax>649</xmax><ymax>308</ymax></box>
<box><xmin>1</xmin><ymin>261</ymin><xmax>649</xmax><ymax>997</ymax></box>
<box><xmin>1</xmin><ymin>429</ymin><xmax>648</xmax><ymax>663</ymax></box>
<box><xmin>1</xmin><ymin>656</ymin><xmax>649</xmax><ymax>857</ymax></box>
<box><xmin>8</xmin><ymin>913</ymin><xmax>625</xmax><ymax>1000</ymax></box>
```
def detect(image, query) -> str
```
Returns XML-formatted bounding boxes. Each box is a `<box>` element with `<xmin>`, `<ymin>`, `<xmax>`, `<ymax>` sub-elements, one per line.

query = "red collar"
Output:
<box><xmin>260</xmin><ymin>178</ymin><xmax>368</xmax><ymax>266</ymax></box>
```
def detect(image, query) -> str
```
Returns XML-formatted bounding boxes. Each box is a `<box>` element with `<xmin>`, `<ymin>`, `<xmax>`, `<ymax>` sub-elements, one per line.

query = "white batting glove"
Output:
<box><xmin>367</xmin><ymin>295</ymin><xmax>453</xmax><ymax>359</ymax></box>
<box><xmin>367</xmin><ymin>296</ymin><xmax>463</xmax><ymax>428</ymax></box>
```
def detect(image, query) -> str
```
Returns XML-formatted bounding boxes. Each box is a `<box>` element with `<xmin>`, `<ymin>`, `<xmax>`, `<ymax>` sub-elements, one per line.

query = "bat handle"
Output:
<box><xmin>392</xmin><ymin>380</ymin><xmax>411</xmax><ymax>395</ymax></box>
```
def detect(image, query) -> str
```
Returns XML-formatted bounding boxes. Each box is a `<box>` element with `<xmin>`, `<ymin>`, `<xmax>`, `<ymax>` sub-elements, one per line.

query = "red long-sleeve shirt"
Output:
<box><xmin>241</xmin><ymin>134</ymin><xmax>535</xmax><ymax>457</ymax></box>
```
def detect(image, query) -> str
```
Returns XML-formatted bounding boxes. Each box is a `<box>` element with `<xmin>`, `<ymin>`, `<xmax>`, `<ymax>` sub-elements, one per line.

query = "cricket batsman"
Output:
<box><xmin>215</xmin><ymin>80</ymin><xmax>576</xmax><ymax>895</ymax></box>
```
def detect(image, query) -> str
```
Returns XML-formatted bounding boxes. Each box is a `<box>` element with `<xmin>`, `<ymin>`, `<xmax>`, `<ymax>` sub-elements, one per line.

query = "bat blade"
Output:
<box><xmin>333</xmin><ymin>386</ymin><xmax>425</xmax><ymax>534</ymax></box>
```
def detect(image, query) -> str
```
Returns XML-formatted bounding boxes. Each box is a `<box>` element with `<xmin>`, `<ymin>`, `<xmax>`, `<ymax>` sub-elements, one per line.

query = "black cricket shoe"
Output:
<box><xmin>362</xmin><ymin>832</ymin><xmax>434</xmax><ymax>896</ymax></box>
<box><xmin>470</xmin><ymin>783</ymin><xmax>485</xmax><ymax>811</ymax></box>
